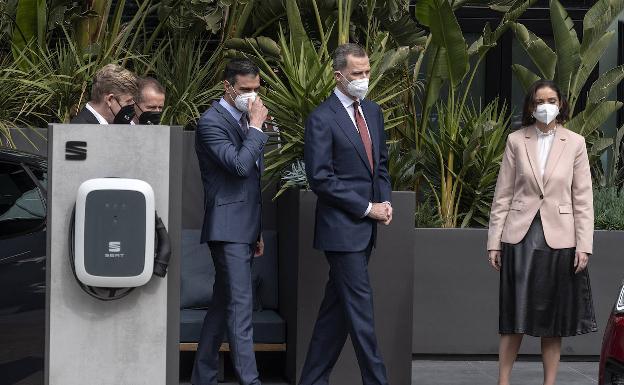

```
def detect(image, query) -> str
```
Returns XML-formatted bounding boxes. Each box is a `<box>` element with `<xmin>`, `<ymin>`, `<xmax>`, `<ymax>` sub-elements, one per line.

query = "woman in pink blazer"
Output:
<box><xmin>487</xmin><ymin>80</ymin><xmax>596</xmax><ymax>385</ymax></box>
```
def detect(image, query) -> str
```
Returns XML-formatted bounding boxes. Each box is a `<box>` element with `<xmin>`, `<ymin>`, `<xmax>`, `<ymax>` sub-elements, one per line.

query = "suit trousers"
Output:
<box><xmin>298</xmin><ymin>247</ymin><xmax>389</xmax><ymax>385</ymax></box>
<box><xmin>192</xmin><ymin>242</ymin><xmax>260</xmax><ymax>385</ymax></box>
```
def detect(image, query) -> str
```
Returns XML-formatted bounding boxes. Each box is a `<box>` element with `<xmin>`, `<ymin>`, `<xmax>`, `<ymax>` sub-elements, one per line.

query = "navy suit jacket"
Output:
<box><xmin>195</xmin><ymin>101</ymin><xmax>269</xmax><ymax>244</ymax></box>
<box><xmin>70</xmin><ymin>106</ymin><xmax>100</xmax><ymax>124</ymax></box>
<box><xmin>304</xmin><ymin>93</ymin><xmax>392</xmax><ymax>252</ymax></box>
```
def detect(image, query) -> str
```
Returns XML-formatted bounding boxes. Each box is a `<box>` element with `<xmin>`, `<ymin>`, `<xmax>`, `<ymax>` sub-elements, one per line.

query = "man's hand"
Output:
<box><xmin>254</xmin><ymin>236</ymin><xmax>265</xmax><ymax>257</ymax></box>
<box><xmin>248</xmin><ymin>96</ymin><xmax>268</xmax><ymax>129</ymax></box>
<box><xmin>367</xmin><ymin>202</ymin><xmax>390</xmax><ymax>222</ymax></box>
<box><xmin>382</xmin><ymin>202</ymin><xmax>392</xmax><ymax>225</ymax></box>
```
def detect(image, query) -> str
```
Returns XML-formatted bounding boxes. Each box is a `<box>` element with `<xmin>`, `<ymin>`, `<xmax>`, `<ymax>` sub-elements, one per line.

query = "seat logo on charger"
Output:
<box><xmin>105</xmin><ymin>241</ymin><xmax>125</xmax><ymax>258</ymax></box>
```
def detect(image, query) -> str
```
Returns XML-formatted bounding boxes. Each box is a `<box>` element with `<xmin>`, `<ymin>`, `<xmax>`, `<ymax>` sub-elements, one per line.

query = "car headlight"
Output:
<box><xmin>616</xmin><ymin>284</ymin><xmax>624</xmax><ymax>313</ymax></box>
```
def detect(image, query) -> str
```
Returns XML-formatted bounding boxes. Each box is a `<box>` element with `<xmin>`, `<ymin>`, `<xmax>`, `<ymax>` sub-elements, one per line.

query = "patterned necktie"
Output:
<box><xmin>353</xmin><ymin>100</ymin><xmax>374</xmax><ymax>170</ymax></box>
<box><xmin>239</xmin><ymin>114</ymin><xmax>249</xmax><ymax>135</ymax></box>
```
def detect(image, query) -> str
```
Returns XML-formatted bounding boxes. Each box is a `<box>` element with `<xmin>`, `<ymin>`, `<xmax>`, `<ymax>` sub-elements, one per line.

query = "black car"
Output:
<box><xmin>0</xmin><ymin>148</ymin><xmax>47</xmax><ymax>385</ymax></box>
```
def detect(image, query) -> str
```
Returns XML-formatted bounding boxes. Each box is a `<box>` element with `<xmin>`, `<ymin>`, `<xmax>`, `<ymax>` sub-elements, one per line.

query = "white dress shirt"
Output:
<box><xmin>85</xmin><ymin>103</ymin><xmax>109</xmax><ymax>124</ymax></box>
<box><xmin>535</xmin><ymin>126</ymin><xmax>556</xmax><ymax>178</ymax></box>
<box><xmin>333</xmin><ymin>88</ymin><xmax>389</xmax><ymax>217</ymax></box>
<box><xmin>333</xmin><ymin>88</ymin><xmax>371</xmax><ymax>138</ymax></box>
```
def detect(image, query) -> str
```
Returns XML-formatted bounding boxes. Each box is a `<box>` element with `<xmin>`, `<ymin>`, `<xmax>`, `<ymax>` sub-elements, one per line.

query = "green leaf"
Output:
<box><xmin>414</xmin><ymin>0</ymin><xmax>434</xmax><ymax>27</ymax></box>
<box><xmin>511</xmin><ymin>63</ymin><xmax>541</xmax><ymax>91</ymax></box>
<box><xmin>588</xmin><ymin>65</ymin><xmax>624</xmax><ymax>104</ymax></box>
<box><xmin>572</xmin><ymin>30</ymin><xmax>615</xmax><ymax>100</ymax></box>
<box><xmin>12</xmin><ymin>0</ymin><xmax>47</xmax><ymax>53</ymax></box>
<box><xmin>511</xmin><ymin>22</ymin><xmax>556</xmax><ymax>80</ymax></box>
<box><xmin>567</xmin><ymin>101</ymin><xmax>622</xmax><ymax>136</ymax></box>
<box><xmin>284</xmin><ymin>0</ymin><xmax>308</xmax><ymax>51</ymax></box>
<box><xmin>427</xmin><ymin>0</ymin><xmax>468</xmax><ymax>88</ymax></box>
<box><xmin>581</xmin><ymin>0</ymin><xmax>624</xmax><ymax>55</ymax></box>
<box><xmin>550</xmin><ymin>0</ymin><xmax>580</xmax><ymax>97</ymax></box>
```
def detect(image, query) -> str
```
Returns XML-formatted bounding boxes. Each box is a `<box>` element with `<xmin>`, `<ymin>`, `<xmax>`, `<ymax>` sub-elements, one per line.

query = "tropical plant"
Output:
<box><xmin>422</xmin><ymin>98</ymin><xmax>510</xmax><ymax>228</ymax></box>
<box><xmin>391</xmin><ymin>0</ymin><xmax>532</xmax><ymax>227</ymax></box>
<box><xmin>227</xmin><ymin>0</ymin><xmax>414</xmax><ymax>197</ymax></box>
<box><xmin>152</xmin><ymin>36</ymin><xmax>223</xmax><ymax>129</ymax></box>
<box><xmin>510</xmin><ymin>0</ymin><xmax>624</xmax><ymax>162</ymax></box>
<box><xmin>594</xmin><ymin>187</ymin><xmax>624</xmax><ymax>230</ymax></box>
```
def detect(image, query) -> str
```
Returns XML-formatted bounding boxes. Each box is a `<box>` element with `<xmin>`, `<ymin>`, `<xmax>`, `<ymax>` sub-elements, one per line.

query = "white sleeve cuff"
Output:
<box><xmin>363</xmin><ymin>202</ymin><xmax>372</xmax><ymax>218</ymax></box>
<box><xmin>249</xmin><ymin>125</ymin><xmax>263</xmax><ymax>133</ymax></box>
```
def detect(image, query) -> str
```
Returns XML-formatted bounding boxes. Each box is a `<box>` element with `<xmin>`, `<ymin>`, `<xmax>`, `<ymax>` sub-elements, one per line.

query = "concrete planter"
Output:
<box><xmin>413</xmin><ymin>228</ymin><xmax>624</xmax><ymax>356</ymax></box>
<box><xmin>278</xmin><ymin>189</ymin><xmax>415</xmax><ymax>385</ymax></box>
<box><xmin>3</xmin><ymin>127</ymin><xmax>47</xmax><ymax>156</ymax></box>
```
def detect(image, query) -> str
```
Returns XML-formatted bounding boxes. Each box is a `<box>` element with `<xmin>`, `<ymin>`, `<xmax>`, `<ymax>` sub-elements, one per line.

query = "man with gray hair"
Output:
<box><xmin>299</xmin><ymin>43</ymin><xmax>392</xmax><ymax>385</ymax></box>
<box><xmin>133</xmin><ymin>77</ymin><xmax>166</xmax><ymax>125</ymax></box>
<box><xmin>71</xmin><ymin>63</ymin><xmax>137</xmax><ymax>124</ymax></box>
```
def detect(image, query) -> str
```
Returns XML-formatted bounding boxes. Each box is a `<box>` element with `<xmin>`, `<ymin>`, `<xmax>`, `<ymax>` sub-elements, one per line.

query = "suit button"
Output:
<box><xmin>539</xmin><ymin>194</ymin><xmax>544</xmax><ymax>199</ymax></box>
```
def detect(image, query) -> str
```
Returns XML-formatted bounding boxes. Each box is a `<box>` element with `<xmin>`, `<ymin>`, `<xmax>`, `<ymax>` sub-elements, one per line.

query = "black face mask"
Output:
<box><xmin>138</xmin><ymin>110</ymin><xmax>161</xmax><ymax>125</ymax></box>
<box><xmin>111</xmin><ymin>98</ymin><xmax>135</xmax><ymax>124</ymax></box>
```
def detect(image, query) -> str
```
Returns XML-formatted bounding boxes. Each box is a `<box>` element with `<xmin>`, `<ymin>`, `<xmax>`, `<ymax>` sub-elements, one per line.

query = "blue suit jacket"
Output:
<box><xmin>304</xmin><ymin>93</ymin><xmax>392</xmax><ymax>252</ymax></box>
<box><xmin>195</xmin><ymin>101</ymin><xmax>269</xmax><ymax>244</ymax></box>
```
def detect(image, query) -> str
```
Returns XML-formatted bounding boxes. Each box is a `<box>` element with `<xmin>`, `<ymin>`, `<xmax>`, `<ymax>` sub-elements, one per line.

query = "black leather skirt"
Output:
<box><xmin>499</xmin><ymin>214</ymin><xmax>597</xmax><ymax>337</ymax></box>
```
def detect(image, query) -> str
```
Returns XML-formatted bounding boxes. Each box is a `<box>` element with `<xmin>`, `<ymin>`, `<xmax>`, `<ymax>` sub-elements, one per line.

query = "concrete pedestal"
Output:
<box><xmin>45</xmin><ymin>124</ymin><xmax>181</xmax><ymax>385</ymax></box>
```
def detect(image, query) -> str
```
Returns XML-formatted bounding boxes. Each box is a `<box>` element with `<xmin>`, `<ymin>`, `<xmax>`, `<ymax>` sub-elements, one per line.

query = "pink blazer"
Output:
<box><xmin>487</xmin><ymin>126</ymin><xmax>594</xmax><ymax>254</ymax></box>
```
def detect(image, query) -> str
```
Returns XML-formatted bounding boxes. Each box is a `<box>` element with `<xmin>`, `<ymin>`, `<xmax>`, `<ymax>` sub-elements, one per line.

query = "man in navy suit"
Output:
<box><xmin>192</xmin><ymin>58</ymin><xmax>269</xmax><ymax>385</ymax></box>
<box><xmin>299</xmin><ymin>44</ymin><xmax>392</xmax><ymax>385</ymax></box>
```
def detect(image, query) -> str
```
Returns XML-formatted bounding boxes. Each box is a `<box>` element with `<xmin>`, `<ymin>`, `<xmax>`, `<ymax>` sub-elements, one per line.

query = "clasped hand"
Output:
<box><xmin>367</xmin><ymin>202</ymin><xmax>392</xmax><ymax>225</ymax></box>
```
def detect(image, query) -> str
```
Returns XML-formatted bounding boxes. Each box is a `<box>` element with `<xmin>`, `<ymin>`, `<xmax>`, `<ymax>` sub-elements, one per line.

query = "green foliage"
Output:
<box><xmin>594</xmin><ymin>187</ymin><xmax>624</xmax><ymax>230</ymax></box>
<box><xmin>510</xmin><ymin>0</ymin><xmax>624</xmax><ymax>172</ymax></box>
<box><xmin>422</xmin><ymin>98</ymin><xmax>510</xmax><ymax>228</ymax></box>
<box><xmin>152</xmin><ymin>37</ymin><xmax>223</xmax><ymax>129</ymax></box>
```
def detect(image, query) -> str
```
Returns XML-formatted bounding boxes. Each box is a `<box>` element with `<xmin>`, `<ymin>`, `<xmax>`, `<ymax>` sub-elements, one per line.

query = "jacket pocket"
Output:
<box><xmin>559</xmin><ymin>204</ymin><xmax>573</xmax><ymax>214</ymax></box>
<box><xmin>216</xmin><ymin>192</ymin><xmax>246</xmax><ymax>206</ymax></box>
<box><xmin>510</xmin><ymin>200</ymin><xmax>524</xmax><ymax>211</ymax></box>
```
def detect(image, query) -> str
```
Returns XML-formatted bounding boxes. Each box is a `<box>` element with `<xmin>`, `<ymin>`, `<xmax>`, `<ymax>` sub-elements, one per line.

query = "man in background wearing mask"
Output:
<box><xmin>192</xmin><ymin>58</ymin><xmax>268</xmax><ymax>385</ymax></box>
<box><xmin>298</xmin><ymin>43</ymin><xmax>392</xmax><ymax>385</ymax></box>
<box><xmin>133</xmin><ymin>77</ymin><xmax>165</xmax><ymax>125</ymax></box>
<box><xmin>71</xmin><ymin>63</ymin><xmax>137</xmax><ymax>124</ymax></box>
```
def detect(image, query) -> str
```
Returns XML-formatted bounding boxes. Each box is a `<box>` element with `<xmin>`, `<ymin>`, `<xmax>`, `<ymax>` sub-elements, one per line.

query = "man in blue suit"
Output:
<box><xmin>192</xmin><ymin>58</ymin><xmax>269</xmax><ymax>385</ymax></box>
<box><xmin>299</xmin><ymin>44</ymin><xmax>393</xmax><ymax>385</ymax></box>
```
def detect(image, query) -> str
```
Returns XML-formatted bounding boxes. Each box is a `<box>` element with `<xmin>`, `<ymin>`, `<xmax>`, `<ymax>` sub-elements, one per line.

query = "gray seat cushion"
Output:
<box><xmin>180</xmin><ymin>309</ymin><xmax>286</xmax><ymax>344</ymax></box>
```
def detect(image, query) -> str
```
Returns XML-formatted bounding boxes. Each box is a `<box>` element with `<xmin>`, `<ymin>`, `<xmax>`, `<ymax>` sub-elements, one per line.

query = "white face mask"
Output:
<box><xmin>228</xmin><ymin>85</ymin><xmax>257</xmax><ymax>113</ymax></box>
<box><xmin>533</xmin><ymin>103</ymin><xmax>559</xmax><ymax>125</ymax></box>
<box><xmin>339</xmin><ymin>72</ymin><xmax>369</xmax><ymax>100</ymax></box>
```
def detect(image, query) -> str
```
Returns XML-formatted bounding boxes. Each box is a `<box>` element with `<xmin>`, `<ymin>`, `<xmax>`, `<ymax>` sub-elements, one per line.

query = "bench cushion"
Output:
<box><xmin>180</xmin><ymin>309</ymin><xmax>286</xmax><ymax>344</ymax></box>
<box><xmin>180</xmin><ymin>229</ymin><xmax>279</xmax><ymax>311</ymax></box>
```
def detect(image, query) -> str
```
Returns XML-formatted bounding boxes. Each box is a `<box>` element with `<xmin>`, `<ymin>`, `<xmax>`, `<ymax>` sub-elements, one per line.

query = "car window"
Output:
<box><xmin>0</xmin><ymin>162</ymin><xmax>45</xmax><ymax>238</ymax></box>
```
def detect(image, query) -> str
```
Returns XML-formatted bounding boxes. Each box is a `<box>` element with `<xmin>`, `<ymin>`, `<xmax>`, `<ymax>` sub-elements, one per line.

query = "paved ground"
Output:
<box><xmin>181</xmin><ymin>359</ymin><xmax>599</xmax><ymax>384</ymax></box>
<box><xmin>412</xmin><ymin>360</ymin><xmax>598</xmax><ymax>385</ymax></box>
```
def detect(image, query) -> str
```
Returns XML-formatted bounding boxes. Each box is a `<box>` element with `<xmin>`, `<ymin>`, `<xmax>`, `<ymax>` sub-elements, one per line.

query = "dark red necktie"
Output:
<box><xmin>353</xmin><ymin>100</ymin><xmax>374</xmax><ymax>170</ymax></box>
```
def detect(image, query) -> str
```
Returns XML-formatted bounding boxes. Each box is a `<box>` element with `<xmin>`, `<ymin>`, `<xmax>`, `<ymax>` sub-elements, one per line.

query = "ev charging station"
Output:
<box><xmin>46</xmin><ymin>124</ymin><xmax>181</xmax><ymax>385</ymax></box>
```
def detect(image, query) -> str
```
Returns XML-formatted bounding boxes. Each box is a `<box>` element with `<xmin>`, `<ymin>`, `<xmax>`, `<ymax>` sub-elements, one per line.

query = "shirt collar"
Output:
<box><xmin>85</xmin><ymin>102</ymin><xmax>109</xmax><ymax>124</ymax></box>
<box><xmin>334</xmin><ymin>88</ymin><xmax>359</xmax><ymax>109</ymax></box>
<box><xmin>535</xmin><ymin>125</ymin><xmax>556</xmax><ymax>137</ymax></box>
<box><xmin>219</xmin><ymin>97</ymin><xmax>243</xmax><ymax>123</ymax></box>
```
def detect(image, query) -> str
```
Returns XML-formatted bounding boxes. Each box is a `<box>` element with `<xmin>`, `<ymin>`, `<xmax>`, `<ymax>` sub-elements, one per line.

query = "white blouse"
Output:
<box><xmin>535</xmin><ymin>126</ymin><xmax>556</xmax><ymax>178</ymax></box>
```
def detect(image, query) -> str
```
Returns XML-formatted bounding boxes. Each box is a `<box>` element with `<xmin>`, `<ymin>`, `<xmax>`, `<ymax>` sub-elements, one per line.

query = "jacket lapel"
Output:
<box><xmin>543</xmin><ymin>128</ymin><xmax>568</xmax><ymax>186</ymax></box>
<box><xmin>523</xmin><ymin>128</ymin><xmax>545</xmax><ymax>194</ymax></box>
<box><xmin>213</xmin><ymin>101</ymin><xmax>245</xmax><ymax>141</ymax></box>
<box><xmin>329</xmin><ymin>94</ymin><xmax>373</xmax><ymax>175</ymax></box>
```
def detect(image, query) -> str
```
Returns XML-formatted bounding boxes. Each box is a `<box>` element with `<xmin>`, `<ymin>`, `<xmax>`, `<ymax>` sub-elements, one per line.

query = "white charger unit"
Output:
<box><xmin>74</xmin><ymin>178</ymin><xmax>155</xmax><ymax>288</ymax></box>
